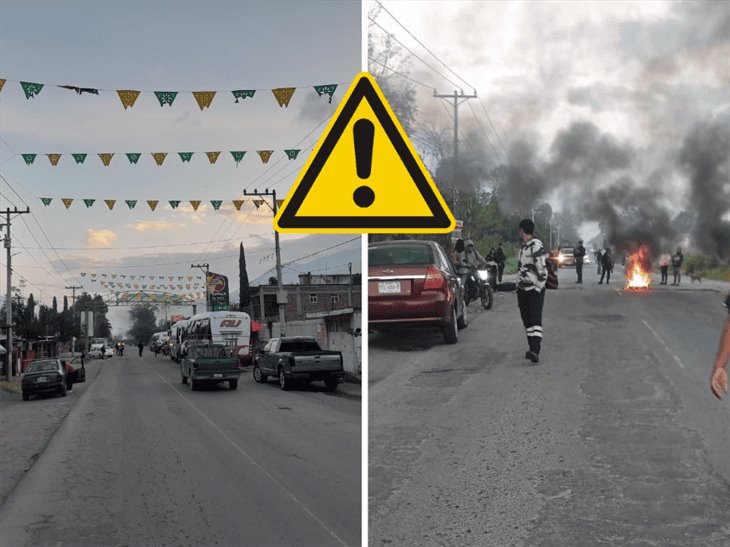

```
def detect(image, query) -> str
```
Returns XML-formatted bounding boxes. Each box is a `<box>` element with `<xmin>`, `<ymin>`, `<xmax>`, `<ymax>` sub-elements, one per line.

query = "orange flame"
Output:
<box><xmin>625</xmin><ymin>245</ymin><xmax>652</xmax><ymax>289</ymax></box>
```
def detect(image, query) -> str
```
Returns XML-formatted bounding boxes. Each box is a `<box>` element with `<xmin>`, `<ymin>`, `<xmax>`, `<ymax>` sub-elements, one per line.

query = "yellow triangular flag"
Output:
<box><xmin>0</xmin><ymin>79</ymin><xmax>5</xmax><ymax>93</ymax></box>
<box><xmin>257</xmin><ymin>150</ymin><xmax>273</xmax><ymax>164</ymax></box>
<box><xmin>147</xmin><ymin>200</ymin><xmax>159</xmax><ymax>211</ymax></box>
<box><xmin>232</xmin><ymin>199</ymin><xmax>244</xmax><ymax>211</ymax></box>
<box><xmin>152</xmin><ymin>153</ymin><xmax>167</xmax><ymax>166</ymax></box>
<box><xmin>190</xmin><ymin>200</ymin><xmax>201</xmax><ymax>211</ymax></box>
<box><xmin>206</xmin><ymin>151</ymin><xmax>221</xmax><ymax>164</ymax></box>
<box><xmin>104</xmin><ymin>199</ymin><xmax>116</xmax><ymax>210</ymax></box>
<box><xmin>98</xmin><ymin>153</ymin><xmax>114</xmax><ymax>166</ymax></box>
<box><xmin>193</xmin><ymin>91</ymin><xmax>216</xmax><ymax>110</ymax></box>
<box><xmin>61</xmin><ymin>198</ymin><xmax>73</xmax><ymax>209</ymax></box>
<box><xmin>47</xmin><ymin>154</ymin><xmax>62</xmax><ymax>166</ymax></box>
<box><xmin>271</xmin><ymin>87</ymin><xmax>296</xmax><ymax>108</ymax></box>
<box><xmin>117</xmin><ymin>90</ymin><xmax>141</xmax><ymax>109</ymax></box>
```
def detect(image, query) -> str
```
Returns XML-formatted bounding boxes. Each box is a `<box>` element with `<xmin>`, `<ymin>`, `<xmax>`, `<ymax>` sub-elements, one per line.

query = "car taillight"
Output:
<box><xmin>423</xmin><ymin>266</ymin><xmax>446</xmax><ymax>290</ymax></box>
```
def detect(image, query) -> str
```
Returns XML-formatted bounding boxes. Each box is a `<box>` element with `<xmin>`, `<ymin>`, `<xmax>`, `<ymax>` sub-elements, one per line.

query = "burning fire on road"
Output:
<box><xmin>625</xmin><ymin>245</ymin><xmax>652</xmax><ymax>290</ymax></box>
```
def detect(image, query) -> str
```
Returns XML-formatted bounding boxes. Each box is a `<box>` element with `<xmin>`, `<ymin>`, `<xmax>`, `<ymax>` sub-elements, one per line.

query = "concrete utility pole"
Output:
<box><xmin>3</xmin><ymin>207</ymin><xmax>30</xmax><ymax>380</ymax></box>
<box><xmin>190</xmin><ymin>263</ymin><xmax>209</xmax><ymax>312</ymax></box>
<box><xmin>433</xmin><ymin>89</ymin><xmax>478</xmax><ymax>195</ymax></box>
<box><xmin>348</xmin><ymin>262</ymin><xmax>353</xmax><ymax>308</ymax></box>
<box><xmin>242</xmin><ymin>189</ymin><xmax>286</xmax><ymax>337</ymax></box>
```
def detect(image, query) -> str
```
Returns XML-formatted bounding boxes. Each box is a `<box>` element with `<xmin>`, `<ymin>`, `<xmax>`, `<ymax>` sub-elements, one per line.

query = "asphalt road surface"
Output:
<box><xmin>369</xmin><ymin>270</ymin><xmax>730</xmax><ymax>546</ymax></box>
<box><xmin>0</xmin><ymin>354</ymin><xmax>360</xmax><ymax>547</ymax></box>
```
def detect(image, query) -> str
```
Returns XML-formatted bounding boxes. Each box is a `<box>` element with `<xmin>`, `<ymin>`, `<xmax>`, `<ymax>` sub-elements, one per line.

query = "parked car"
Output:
<box><xmin>88</xmin><ymin>344</ymin><xmax>114</xmax><ymax>359</ymax></box>
<box><xmin>368</xmin><ymin>239</ymin><xmax>467</xmax><ymax>344</ymax></box>
<box><xmin>558</xmin><ymin>247</ymin><xmax>576</xmax><ymax>267</ymax></box>
<box><xmin>253</xmin><ymin>336</ymin><xmax>344</xmax><ymax>391</ymax></box>
<box><xmin>21</xmin><ymin>357</ymin><xmax>86</xmax><ymax>401</ymax></box>
<box><xmin>180</xmin><ymin>342</ymin><xmax>241</xmax><ymax>391</ymax></box>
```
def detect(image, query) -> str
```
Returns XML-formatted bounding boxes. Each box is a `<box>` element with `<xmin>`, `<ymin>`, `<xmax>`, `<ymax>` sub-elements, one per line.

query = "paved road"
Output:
<box><xmin>0</xmin><ymin>354</ymin><xmax>360</xmax><ymax>546</ymax></box>
<box><xmin>369</xmin><ymin>270</ymin><xmax>730</xmax><ymax>546</ymax></box>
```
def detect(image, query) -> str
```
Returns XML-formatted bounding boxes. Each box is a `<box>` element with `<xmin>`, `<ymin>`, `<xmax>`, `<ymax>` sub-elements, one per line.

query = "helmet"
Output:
<box><xmin>465</xmin><ymin>239</ymin><xmax>475</xmax><ymax>248</ymax></box>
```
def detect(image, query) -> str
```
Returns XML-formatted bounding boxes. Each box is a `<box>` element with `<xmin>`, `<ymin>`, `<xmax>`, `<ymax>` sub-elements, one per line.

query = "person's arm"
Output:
<box><xmin>710</xmin><ymin>314</ymin><xmax>730</xmax><ymax>399</ymax></box>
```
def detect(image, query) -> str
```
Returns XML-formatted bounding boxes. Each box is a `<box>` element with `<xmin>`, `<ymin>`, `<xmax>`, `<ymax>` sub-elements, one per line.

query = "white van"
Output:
<box><xmin>183</xmin><ymin>311</ymin><xmax>252</xmax><ymax>365</ymax></box>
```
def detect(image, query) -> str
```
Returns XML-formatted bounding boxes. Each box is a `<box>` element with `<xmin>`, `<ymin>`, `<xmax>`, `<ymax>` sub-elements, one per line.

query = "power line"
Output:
<box><xmin>370</xmin><ymin>59</ymin><xmax>437</xmax><ymax>91</ymax></box>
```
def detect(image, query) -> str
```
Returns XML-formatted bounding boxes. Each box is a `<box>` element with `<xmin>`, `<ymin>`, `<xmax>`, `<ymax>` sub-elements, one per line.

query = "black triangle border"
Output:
<box><xmin>277</xmin><ymin>76</ymin><xmax>453</xmax><ymax>229</ymax></box>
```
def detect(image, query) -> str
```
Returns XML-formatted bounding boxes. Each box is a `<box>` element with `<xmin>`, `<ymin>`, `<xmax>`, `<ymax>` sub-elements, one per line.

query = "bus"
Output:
<box><xmin>169</xmin><ymin>319</ymin><xmax>188</xmax><ymax>362</ymax></box>
<box><xmin>182</xmin><ymin>311</ymin><xmax>252</xmax><ymax>365</ymax></box>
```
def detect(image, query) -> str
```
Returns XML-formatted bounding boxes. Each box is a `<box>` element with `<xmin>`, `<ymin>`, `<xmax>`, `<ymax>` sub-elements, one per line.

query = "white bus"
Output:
<box><xmin>169</xmin><ymin>319</ymin><xmax>189</xmax><ymax>362</ymax></box>
<box><xmin>183</xmin><ymin>311</ymin><xmax>252</xmax><ymax>365</ymax></box>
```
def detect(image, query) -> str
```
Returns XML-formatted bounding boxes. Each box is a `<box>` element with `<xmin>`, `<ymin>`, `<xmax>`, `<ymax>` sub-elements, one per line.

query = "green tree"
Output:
<box><xmin>128</xmin><ymin>304</ymin><xmax>158</xmax><ymax>344</ymax></box>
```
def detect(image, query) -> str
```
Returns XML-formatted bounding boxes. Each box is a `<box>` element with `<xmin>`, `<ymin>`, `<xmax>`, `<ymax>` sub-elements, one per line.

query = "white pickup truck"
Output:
<box><xmin>252</xmin><ymin>336</ymin><xmax>344</xmax><ymax>392</ymax></box>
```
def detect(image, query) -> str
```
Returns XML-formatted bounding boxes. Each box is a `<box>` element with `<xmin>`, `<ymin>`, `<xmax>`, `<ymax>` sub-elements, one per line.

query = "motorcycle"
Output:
<box><xmin>475</xmin><ymin>265</ymin><xmax>494</xmax><ymax>310</ymax></box>
<box><xmin>458</xmin><ymin>264</ymin><xmax>481</xmax><ymax>306</ymax></box>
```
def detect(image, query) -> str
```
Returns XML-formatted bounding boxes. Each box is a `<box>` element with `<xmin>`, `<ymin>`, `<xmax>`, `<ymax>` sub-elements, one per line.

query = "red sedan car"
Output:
<box><xmin>369</xmin><ymin>239</ymin><xmax>467</xmax><ymax>344</ymax></box>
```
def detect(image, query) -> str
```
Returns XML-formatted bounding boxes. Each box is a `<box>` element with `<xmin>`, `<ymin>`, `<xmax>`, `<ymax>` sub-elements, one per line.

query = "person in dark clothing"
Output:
<box><xmin>671</xmin><ymin>247</ymin><xmax>684</xmax><ymax>285</ymax></box>
<box><xmin>659</xmin><ymin>254</ymin><xmax>670</xmax><ymax>285</ymax></box>
<box><xmin>137</xmin><ymin>342</ymin><xmax>144</xmax><ymax>357</ymax></box>
<box><xmin>599</xmin><ymin>249</ymin><xmax>613</xmax><ymax>284</ymax></box>
<box><xmin>516</xmin><ymin>219</ymin><xmax>547</xmax><ymax>363</ymax></box>
<box><xmin>574</xmin><ymin>240</ymin><xmax>586</xmax><ymax>283</ymax></box>
<box><xmin>495</xmin><ymin>243</ymin><xmax>507</xmax><ymax>283</ymax></box>
<box><xmin>710</xmin><ymin>293</ymin><xmax>730</xmax><ymax>399</ymax></box>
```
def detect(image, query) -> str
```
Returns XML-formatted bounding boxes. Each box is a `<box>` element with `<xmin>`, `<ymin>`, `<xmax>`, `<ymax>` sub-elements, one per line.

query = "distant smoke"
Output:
<box><xmin>495</xmin><ymin>138</ymin><xmax>548</xmax><ymax>212</ymax></box>
<box><xmin>679</xmin><ymin>116</ymin><xmax>730</xmax><ymax>261</ymax></box>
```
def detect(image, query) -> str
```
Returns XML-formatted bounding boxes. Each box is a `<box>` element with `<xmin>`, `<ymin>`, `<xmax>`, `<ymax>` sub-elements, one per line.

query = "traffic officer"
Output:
<box><xmin>517</xmin><ymin>219</ymin><xmax>548</xmax><ymax>363</ymax></box>
<box><xmin>710</xmin><ymin>293</ymin><xmax>730</xmax><ymax>399</ymax></box>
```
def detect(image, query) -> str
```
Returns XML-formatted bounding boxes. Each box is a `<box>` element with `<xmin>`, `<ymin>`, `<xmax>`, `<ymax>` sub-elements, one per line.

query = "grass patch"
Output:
<box><xmin>0</xmin><ymin>380</ymin><xmax>21</xmax><ymax>394</ymax></box>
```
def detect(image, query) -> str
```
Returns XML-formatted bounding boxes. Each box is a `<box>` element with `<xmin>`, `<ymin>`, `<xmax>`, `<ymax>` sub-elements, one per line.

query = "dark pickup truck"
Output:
<box><xmin>180</xmin><ymin>343</ymin><xmax>241</xmax><ymax>391</ymax></box>
<box><xmin>253</xmin><ymin>336</ymin><xmax>344</xmax><ymax>391</ymax></box>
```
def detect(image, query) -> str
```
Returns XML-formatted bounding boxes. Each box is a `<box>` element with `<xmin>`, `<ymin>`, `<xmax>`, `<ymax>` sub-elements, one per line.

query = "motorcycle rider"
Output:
<box><xmin>461</xmin><ymin>240</ymin><xmax>487</xmax><ymax>300</ymax></box>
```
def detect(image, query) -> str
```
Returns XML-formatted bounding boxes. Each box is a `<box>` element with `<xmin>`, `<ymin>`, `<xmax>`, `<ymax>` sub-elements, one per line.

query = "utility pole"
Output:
<box><xmin>243</xmin><ymin>189</ymin><xmax>287</xmax><ymax>337</ymax></box>
<box><xmin>348</xmin><ymin>262</ymin><xmax>353</xmax><ymax>308</ymax></box>
<box><xmin>434</xmin><ymin>89</ymin><xmax>478</xmax><ymax>194</ymax></box>
<box><xmin>3</xmin><ymin>207</ymin><xmax>30</xmax><ymax>380</ymax></box>
<box><xmin>190</xmin><ymin>263</ymin><xmax>209</xmax><ymax>312</ymax></box>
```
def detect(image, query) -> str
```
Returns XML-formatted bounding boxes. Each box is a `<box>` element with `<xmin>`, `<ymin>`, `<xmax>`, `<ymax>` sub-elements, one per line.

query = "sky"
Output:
<box><xmin>370</xmin><ymin>0</ymin><xmax>729</xmax><ymax>256</ymax></box>
<box><xmin>0</xmin><ymin>0</ymin><xmax>362</xmax><ymax>334</ymax></box>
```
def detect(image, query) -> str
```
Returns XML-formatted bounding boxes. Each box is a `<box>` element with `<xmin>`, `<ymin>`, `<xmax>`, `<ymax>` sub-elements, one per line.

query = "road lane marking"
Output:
<box><xmin>615</xmin><ymin>288</ymin><xmax>623</xmax><ymax>296</ymax></box>
<box><xmin>642</xmin><ymin>319</ymin><xmax>686</xmax><ymax>368</ymax></box>
<box><xmin>142</xmin><ymin>358</ymin><xmax>349</xmax><ymax>547</ymax></box>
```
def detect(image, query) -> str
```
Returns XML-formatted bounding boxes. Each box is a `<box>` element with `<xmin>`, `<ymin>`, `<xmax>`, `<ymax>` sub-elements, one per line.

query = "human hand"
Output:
<box><xmin>710</xmin><ymin>367</ymin><xmax>727</xmax><ymax>400</ymax></box>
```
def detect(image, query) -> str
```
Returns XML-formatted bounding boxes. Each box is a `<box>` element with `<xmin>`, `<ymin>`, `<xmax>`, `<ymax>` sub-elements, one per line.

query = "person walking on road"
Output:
<box><xmin>137</xmin><ymin>342</ymin><xmax>143</xmax><ymax>357</ymax></box>
<box><xmin>659</xmin><ymin>253</ymin><xmax>670</xmax><ymax>285</ymax></box>
<box><xmin>671</xmin><ymin>247</ymin><xmax>684</xmax><ymax>285</ymax></box>
<box><xmin>517</xmin><ymin>218</ymin><xmax>547</xmax><ymax>363</ymax></box>
<box><xmin>574</xmin><ymin>240</ymin><xmax>586</xmax><ymax>283</ymax></box>
<box><xmin>599</xmin><ymin>248</ymin><xmax>614</xmax><ymax>284</ymax></box>
<box><xmin>595</xmin><ymin>248</ymin><xmax>603</xmax><ymax>275</ymax></box>
<box><xmin>709</xmin><ymin>293</ymin><xmax>730</xmax><ymax>399</ymax></box>
<box><xmin>495</xmin><ymin>242</ymin><xmax>507</xmax><ymax>283</ymax></box>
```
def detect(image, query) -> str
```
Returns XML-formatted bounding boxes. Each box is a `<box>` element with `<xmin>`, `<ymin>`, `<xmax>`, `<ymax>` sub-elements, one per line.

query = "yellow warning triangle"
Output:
<box><xmin>274</xmin><ymin>72</ymin><xmax>455</xmax><ymax>233</ymax></box>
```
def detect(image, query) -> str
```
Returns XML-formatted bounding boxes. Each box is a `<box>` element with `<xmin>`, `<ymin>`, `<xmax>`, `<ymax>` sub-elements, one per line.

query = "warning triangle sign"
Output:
<box><xmin>274</xmin><ymin>72</ymin><xmax>455</xmax><ymax>233</ymax></box>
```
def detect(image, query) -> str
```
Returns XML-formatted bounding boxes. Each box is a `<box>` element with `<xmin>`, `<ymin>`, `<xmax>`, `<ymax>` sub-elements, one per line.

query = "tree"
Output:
<box><xmin>268</xmin><ymin>276</ymin><xmax>278</xmax><ymax>286</ymax></box>
<box><xmin>63</xmin><ymin>295</ymin><xmax>68</xmax><ymax>312</ymax></box>
<box><xmin>52</xmin><ymin>296</ymin><xmax>58</xmax><ymax>314</ymax></box>
<box><xmin>239</xmin><ymin>242</ymin><xmax>251</xmax><ymax>310</ymax></box>
<box><xmin>128</xmin><ymin>304</ymin><xmax>158</xmax><ymax>344</ymax></box>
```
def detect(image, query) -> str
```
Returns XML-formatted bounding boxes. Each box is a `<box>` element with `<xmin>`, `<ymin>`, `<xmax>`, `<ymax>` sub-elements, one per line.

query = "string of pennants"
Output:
<box><xmin>81</xmin><ymin>272</ymin><xmax>203</xmax><ymax>282</ymax></box>
<box><xmin>20</xmin><ymin>149</ymin><xmax>302</xmax><ymax>167</ymax></box>
<box><xmin>40</xmin><ymin>198</ymin><xmax>284</xmax><ymax>211</ymax></box>
<box><xmin>0</xmin><ymin>78</ymin><xmax>339</xmax><ymax>108</ymax></box>
<box><xmin>115</xmin><ymin>292</ymin><xmax>201</xmax><ymax>304</ymax></box>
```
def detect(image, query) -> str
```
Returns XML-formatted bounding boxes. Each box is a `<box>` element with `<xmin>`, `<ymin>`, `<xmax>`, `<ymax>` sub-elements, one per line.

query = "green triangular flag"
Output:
<box><xmin>313</xmin><ymin>84</ymin><xmax>338</xmax><ymax>103</ymax></box>
<box><xmin>22</xmin><ymin>154</ymin><xmax>37</xmax><ymax>165</ymax></box>
<box><xmin>178</xmin><ymin>152</ymin><xmax>194</xmax><ymax>163</ymax></box>
<box><xmin>231</xmin><ymin>89</ymin><xmax>255</xmax><ymax>103</ymax></box>
<box><xmin>20</xmin><ymin>81</ymin><xmax>44</xmax><ymax>99</ymax></box>
<box><xmin>154</xmin><ymin>91</ymin><xmax>178</xmax><ymax>107</ymax></box>
<box><xmin>83</xmin><ymin>199</ymin><xmax>96</xmax><ymax>208</ymax></box>
<box><xmin>230</xmin><ymin>151</ymin><xmax>246</xmax><ymax>164</ymax></box>
<box><xmin>41</xmin><ymin>197</ymin><xmax>52</xmax><ymax>206</ymax></box>
<box><xmin>169</xmin><ymin>200</ymin><xmax>180</xmax><ymax>209</ymax></box>
<box><xmin>210</xmin><ymin>200</ymin><xmax>222</xmax><ymax>210</ymax></box>
<box><xmin>285</xmin><ymin>149</ymin><xmax>300</xmax><ymax>160</ymax></box>
<box><xmin>125</xmin><ymin>200</ymin><xmax>137</xmax><ymax>209</ymax></box>
<box><xmin>72</xmin><ymin>153</ymin><xmax>87</xmax><ymax>164</ymax></box>
<box><xmin>126</xmin><ymin>153</ymin><xmax>141</xmax><ymax>164</ymax></box>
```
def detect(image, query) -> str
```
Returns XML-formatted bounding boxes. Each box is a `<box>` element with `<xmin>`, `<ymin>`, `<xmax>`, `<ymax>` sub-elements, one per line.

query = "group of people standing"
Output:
<box><xmin>574</xmin><ymin>241</ymin><xmax>614</xmax><ymax>284</ymax></box>
<box><xmin>659</xmin><ymin>248</ymin><xmax>684</xmax><ymax>285</ymax></box>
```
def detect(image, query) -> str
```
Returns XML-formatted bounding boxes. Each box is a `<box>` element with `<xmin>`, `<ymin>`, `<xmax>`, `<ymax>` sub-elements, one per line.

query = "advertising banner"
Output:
<box><xmin>206</xmin><ymin>272</ymin><xmax>230</xmax><ymax>311</ymax></box>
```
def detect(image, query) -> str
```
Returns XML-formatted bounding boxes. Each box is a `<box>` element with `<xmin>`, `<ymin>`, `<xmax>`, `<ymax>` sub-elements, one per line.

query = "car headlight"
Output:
<box><xmin>476</xmin><ymin>269</ymin><xmax>489</xmax><ymax>281</ymax></box>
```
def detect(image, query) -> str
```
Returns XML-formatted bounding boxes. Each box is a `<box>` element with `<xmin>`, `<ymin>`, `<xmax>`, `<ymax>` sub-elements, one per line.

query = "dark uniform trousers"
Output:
<box><xmin>517</xmin><ymin>288</ymin><xmax>546</xmax><ymax>354</ymax></box>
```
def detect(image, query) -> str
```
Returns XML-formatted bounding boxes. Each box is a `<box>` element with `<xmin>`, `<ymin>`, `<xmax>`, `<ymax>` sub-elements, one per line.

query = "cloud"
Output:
<box><xmin>128</xmin><ymin>221</ymin><xmax>187</xmax><ymax>232</ymax></box>
<box><xmin>86</xmin><ymin>229</ymin><xmax>117</xmax><ymax>248</ymax></box>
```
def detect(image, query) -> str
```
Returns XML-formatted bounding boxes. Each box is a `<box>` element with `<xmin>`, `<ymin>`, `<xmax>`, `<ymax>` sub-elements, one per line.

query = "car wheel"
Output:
<box><xmin>189</xmin><ymin>376</ymin><xmax>197</xmax><ymax>391</ymax></box>
<box><xmin>229</xmin><ymin>379</ymin><xmax>238</xmax><ymax>390</ymax></box>
<box><xmin>324</xmin><ymin>378</ymin><xmax>338</xmax><ymax>392</ymax></box>
<box><xmin>278</xmin><ymin>368</ymin><xmax>290</xmax><ymax>391</ymax></box>
<box><xmin>443</xmin><ymin>305</ymin><xmax>458</xmax><ymax>344</ymax></box>
<box><xmin>253</xmin><ymin>365</ymin><xmax>267</xmax><ymax>384</ymax></box>
<box><xmin>457</xmin><ymin>299</ymin><xmax>469</xmax><ymax>329</ymax></box>
<box><xmin>22</xmin><ymin>391</ymin><xmax>29</xmax><ymax>401</ymax></box>
<box><xmin>181</xmin><ymin>370</ymin><xmax>188</xmax><ymax>384</ymax></box>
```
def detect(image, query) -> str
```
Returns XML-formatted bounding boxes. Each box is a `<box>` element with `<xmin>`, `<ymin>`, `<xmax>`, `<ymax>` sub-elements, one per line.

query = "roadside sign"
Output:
<box><xmin>274</xmin><ymin>72</ymin><xmax>455</xmax><ymax>233</ymax></box>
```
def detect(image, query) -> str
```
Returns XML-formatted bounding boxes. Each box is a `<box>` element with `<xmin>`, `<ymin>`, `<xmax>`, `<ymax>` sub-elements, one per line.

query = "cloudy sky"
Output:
<box><xmin>0</xmin><ymin>0</ymin><xmax>362</xmax><ymax>332</ymax></box>
<box><xmin>370</xmin><ymin>0</ymin><xmax>729</xmax><ymax>256</ymax></box>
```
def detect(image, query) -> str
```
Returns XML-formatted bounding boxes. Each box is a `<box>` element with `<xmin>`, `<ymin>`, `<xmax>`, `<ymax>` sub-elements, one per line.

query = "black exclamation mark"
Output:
<box><xmin>353</xmin><ymin>119</ymin><xmax>376</xmax><ymax>208</ymax></box>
